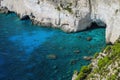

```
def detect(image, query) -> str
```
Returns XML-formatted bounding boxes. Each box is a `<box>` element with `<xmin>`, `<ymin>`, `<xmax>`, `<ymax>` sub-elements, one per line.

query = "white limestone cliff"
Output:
<box><xmin>0</xmin><ymin>0</ymin><xmax>120</xmax><ymax>43</ymax></box>
<box><xmin>91</xmin><ymin>0</ymin><xmax>120</xmax><ymax>44</ymax></box>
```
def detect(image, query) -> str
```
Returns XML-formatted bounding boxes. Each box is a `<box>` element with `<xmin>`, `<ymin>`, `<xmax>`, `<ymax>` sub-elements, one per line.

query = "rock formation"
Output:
<box><xmin>0</xmin><ymin>0</ymin><xmax>120</xmax><ymax>43</ymax></box>
<box><xmin>73</xmin><ymin>38</ymin><xmax>120</xmax><ymax>80</ymax></box>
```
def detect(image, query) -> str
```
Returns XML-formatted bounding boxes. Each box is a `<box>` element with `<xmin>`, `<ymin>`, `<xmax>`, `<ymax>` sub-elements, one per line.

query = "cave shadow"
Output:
<box><xmin>80</xmin><ymin>22</ymin><xmax>106</xmax><ymax>32</ymax></box>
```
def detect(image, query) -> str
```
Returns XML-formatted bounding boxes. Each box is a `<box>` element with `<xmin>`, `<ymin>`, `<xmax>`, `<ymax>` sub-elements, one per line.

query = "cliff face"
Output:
<box><xmin>0</xmin><ymin>0</ymin><xmax>120</xmax><ymax>43</ymax></box>
<box><xmin>91</xmin><ymin>0</ymin><xmax>120</xmax><ymax>44</ymax></box>
<box><xmin>0</xmin><ymin>0</ymin><xmax>92</xmax><ymax>32</ymax></box>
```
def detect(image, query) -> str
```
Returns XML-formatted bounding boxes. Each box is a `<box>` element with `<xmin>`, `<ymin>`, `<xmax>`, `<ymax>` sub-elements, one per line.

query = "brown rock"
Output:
<box><xmin>70</xmin><ymin>59</ymin><xmax>78</xmax><ymax>65</ymax></box>
<box><xmin>87</xmin><ymin>37</ymin><xmax>92</xmax><ymax>41</ymax></box>
<box><xmin>83</xmin><ymin>56</ymin><xmax>92</xmax><ymax>61</ymax></box>
<box><xmin>46</xmin><ymin>54</ymin><xmax>57</xmax><ymax>60</ymax></box>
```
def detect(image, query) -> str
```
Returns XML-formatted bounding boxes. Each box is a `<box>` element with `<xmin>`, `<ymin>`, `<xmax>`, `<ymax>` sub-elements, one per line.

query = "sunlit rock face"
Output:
<box><xmin>91</xmin><ymin>0</ymin><xmax>120</xmax><ymax>43</ymax></box>
<box><xmin>0</xmin><ymin>0</ymin><xmax>120</xmax><ymax>43</ymax></box>
<box><xmin>0</xmin><ymin>0</ymin><xmax>92</xmax><ymax>32</ymax></box>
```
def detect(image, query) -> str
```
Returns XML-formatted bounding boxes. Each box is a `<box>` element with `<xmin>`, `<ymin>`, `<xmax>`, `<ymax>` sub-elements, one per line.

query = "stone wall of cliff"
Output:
<box><xmin>91</xmin><ymin>0</ymin><xmax>120</xmax><ymax>43</ymax></box>
<box><xmin>0</xmin><ymin>0</ymin><xmax>92</xmax><ymax>32</ymax></box>
<box><xmin>0</xmin><ymin>0</ymin><xmax>120</xmax><ymax>43</ymax></box>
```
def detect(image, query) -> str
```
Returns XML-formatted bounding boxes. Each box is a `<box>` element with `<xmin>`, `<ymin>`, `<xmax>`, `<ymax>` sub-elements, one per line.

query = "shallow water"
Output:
<box><xmin>0</xmin><ymin>13</ymin><xmax>106</xmax><ymax>80</ymax></box>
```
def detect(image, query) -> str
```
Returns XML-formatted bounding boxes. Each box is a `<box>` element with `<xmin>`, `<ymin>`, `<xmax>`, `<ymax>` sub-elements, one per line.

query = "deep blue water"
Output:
<box><xmin>0</xmin><ymin>13</ymin><xmax>106</xmax><ymax>80</ymax></box>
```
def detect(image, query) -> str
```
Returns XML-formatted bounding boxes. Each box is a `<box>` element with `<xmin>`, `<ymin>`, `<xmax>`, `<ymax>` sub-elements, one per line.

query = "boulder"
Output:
<box><xmin>86</xmin><ymin>37</ymin><xmax>92</xmax><ymax>41</ymax></box>
<box><xmin>70</xmin><ymin>59</ymin><xmax>78</xmax><ymax>65</ymax></box>
<box><xmin>46</xmin><ymin>54</ymin><xmax>57</xmax><ymax>60</ymax></box>
<box><xmin>73</xmin><ymin>50</ymin><xmax>80</xmax><ymax>54</ymax></box>
<box><xmin>83</xmin><ymin>56</ymin><xmax>92</xmax><ymax>61</ymax></box>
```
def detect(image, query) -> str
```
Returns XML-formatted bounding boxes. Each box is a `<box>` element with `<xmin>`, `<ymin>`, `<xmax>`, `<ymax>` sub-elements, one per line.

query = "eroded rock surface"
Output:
<box><xmin>0</xmin><ymin>0</ymin><xmax>120</xmax><ymax>43</ymax></box>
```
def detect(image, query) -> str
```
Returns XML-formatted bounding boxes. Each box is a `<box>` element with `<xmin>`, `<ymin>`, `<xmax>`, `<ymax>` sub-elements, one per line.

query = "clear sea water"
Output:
<box><xmin>0</xmin><ymin>13</ymin><xmax>106</xmax><ymax>80</ymax></box>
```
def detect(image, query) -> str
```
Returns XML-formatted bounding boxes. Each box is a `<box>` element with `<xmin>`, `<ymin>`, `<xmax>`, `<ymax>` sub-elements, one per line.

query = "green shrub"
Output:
<box><xmin>88</xmin><ymin>73</ymin><xmax>94</xmax><ymax>78</ymax></box>
<box><xmin>80</xmin><ymin>66</ymin><xmax>91</xmax><ymax>73</ymax></box>
<box><xmin>76</xmin><ymin>72</ymin><xmax>86</xmax><ymax>80</ymax></box>
<box><xmin>57</xmin><ymin>7</ymin><xmax>61</xmax><ymax>11</ymax></box>
<box><xmin>107</xmin><ymin>75</ymin><xmax>117</xmax><ymax>80</ymax></box>
<box><xmin>94</xmin><ymin>52</ymin><xmax>99</xmax><ymax>58</ymax></box>
<box><xmin>93</xmin><ymin>68</ymin><xmax>99</xmax><ymax>73</ymax></box>
<box><xmin>75</xmin><ymin>66</ymin><xmax>92</xmax><ymax>80</ymax></box>
<box><xmin>59</xmin><ymin>3</ymin><xmax>73</xmax><ymax>13</ymax></box>
<box><xmin>64</xmin><ymin>6</ymin><xmax>73</xmax><ymax>13</ymax></box>
<box><xmin>60</xmin><ymin>4</ymin><xmax>63</xmax><ymax>8</ymax></box>
<box><xmin>69</xmin><ymin>3</ymin><xmax>72</xmax><ymax>6</ymax></box>
<box><xmin>105</xmin><ymin>46</ymin><xmax>111</xmax><ymax>52</ymax></box>
<box><xmin>98</xmin><ymin>57</ymin><xmax>110</xmax><ymax>69</ymax></box>
<box><xmin>112</xmin><ymin>42</ymin><xmax>120</xmax><ymax>54</ymax></box>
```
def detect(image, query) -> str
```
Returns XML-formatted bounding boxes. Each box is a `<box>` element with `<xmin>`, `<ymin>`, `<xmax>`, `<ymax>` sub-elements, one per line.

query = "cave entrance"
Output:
<box><xmin>86</xmin><ymin>21</ymin><xmax>106</xmax><ymax>31</ymax></box>
<box><xmin>21</xmin><ymin>15</ymin><xmax>30</xmax><ymax>20</ymax></box>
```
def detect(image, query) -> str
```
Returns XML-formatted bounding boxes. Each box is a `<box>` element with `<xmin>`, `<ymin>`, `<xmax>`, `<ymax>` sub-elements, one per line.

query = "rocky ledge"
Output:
<box><xmin>0</xmin><ymin>0</ymin><xmax>120</xmax><ymax>43</ymax></box>
<box><xmin>72</xmin><ymin>38</ymin><xmax>120</xmax><ymax>80</ymax></box>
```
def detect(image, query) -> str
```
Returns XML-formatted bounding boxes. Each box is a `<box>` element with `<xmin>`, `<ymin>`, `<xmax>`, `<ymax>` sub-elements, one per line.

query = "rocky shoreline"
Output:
<box><xmin>0</xmin><ymin>7</ymin><xmax>9</xmax><ymax>13</ymax></box>
<box><xmin>1</xmin><ymin>0</ymin><xmax>120</xmax><ymax>43</ymax></box>
<box><xmin>72</xmin><ymin>38</ymin><xmax>120</xmax><ymax>80</ymax></box>
<box><xmin>0</xmin><ymin>1</ymin><xmax>120</xmax><ymax>80</ymax></box>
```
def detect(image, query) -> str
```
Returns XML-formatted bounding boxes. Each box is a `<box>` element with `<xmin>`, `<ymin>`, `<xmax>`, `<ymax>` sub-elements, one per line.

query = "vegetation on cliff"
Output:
<box><xmin>75</xmin><ymin>38</ymin><xmax>120</xmax><ymax>80</ymax></box>
<box><xmin>56</xmin><ymin>3</ymin><xmax>73</xmax><ymax>13</ymax></box>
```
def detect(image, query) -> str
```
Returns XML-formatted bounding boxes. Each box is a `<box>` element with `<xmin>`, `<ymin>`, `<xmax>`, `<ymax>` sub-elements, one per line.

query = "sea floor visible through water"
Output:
<box><xmin>0</xmin><ymin>13</ymin><xmax>106</xmax><ymax>80</ymax></box>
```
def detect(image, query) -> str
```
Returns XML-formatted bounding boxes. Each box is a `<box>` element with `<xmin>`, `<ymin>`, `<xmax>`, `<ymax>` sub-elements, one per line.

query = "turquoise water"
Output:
<box><xmin>0</xmin><ymin>13</ymin><xmax>106</xmax><ymax>80</ymax></box>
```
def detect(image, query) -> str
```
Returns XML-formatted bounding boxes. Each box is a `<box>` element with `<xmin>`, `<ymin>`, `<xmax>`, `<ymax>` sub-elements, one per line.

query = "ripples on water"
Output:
<box><xmin>0</xmin><ymin>13</ymin><xmax>106</xmax><ymax>80</ymax></box>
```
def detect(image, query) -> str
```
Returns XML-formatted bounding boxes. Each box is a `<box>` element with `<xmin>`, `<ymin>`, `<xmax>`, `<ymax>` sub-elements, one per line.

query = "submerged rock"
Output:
<box><xmin>59</xmin><ymin>47</ymin><xmax>64</xmax><ymax>50</ymax></box>
<box><xmin>83</xmin><ymin>56</ymin><xmax>92</xmax><ymax>61</ymax></box>
<box><xmin>53</xmin><ymin>65</ymin><xmax>57</xmax><ymax>69</ymax></box>
<box><xmin>86</xmin><ymin>37</ymin><xmax>92</xmax><ymax>41</ymax></box>
<box><xmin>46</xmin><ymin>54</ymin><xmax>57</xmax><ymax>60</ymax></box>
<box><xmin>78</xmin><ymin>36</ymin><xmax>81</xmax><ymax>38</ymax></box>
<box><xmin>73</xmin><ymin>50</ymin><xmax>80</xmax><ymax>54</ymax></box>
<box><xmin>54</xmin><ymin>70</ymin><xmax>58</xmax><ymax>73</ymax></box>
<box><xmin>70</xmin><ymin>59</ymin><xmax>78</xmax><ymax>65</ymax></box>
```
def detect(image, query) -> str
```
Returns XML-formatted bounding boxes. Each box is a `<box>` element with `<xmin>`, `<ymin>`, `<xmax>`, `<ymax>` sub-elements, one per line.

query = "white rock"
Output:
<box><xmin>0</xmin><ymin>0</ymin><xmax>120</xmax><ymax>43</ymax></box>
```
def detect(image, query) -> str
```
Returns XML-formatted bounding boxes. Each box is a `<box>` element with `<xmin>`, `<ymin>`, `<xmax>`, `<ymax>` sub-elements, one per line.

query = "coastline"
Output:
<box><xmin>0</xmin><ymin>1</ymin><xmax>120</xmax><ymax>79</ymax></box>
<box><xmin>72</xmin><ymin>38</ymin><xmax>120</xmax><ymax>80</ymax></box>
<box><xmin>1</xmin><ymin>0</ymin><xmax>120</xmax><ymax>44</ymax></box>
